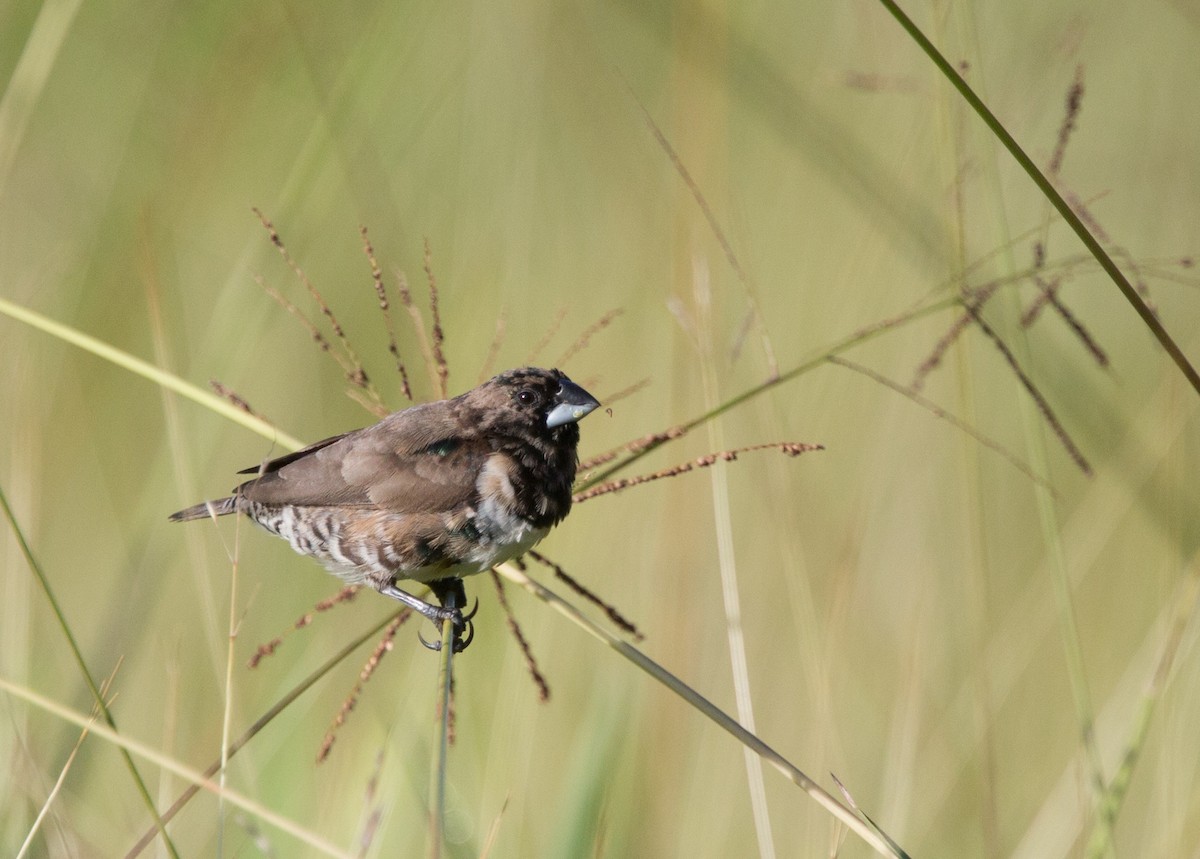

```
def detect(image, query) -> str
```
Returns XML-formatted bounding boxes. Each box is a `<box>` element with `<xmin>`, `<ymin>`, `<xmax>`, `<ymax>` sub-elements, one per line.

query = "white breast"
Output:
<box><xmin>459</xmin><ymin>454</ymin><xmax>549</xmax><ymax>573</ymax></box>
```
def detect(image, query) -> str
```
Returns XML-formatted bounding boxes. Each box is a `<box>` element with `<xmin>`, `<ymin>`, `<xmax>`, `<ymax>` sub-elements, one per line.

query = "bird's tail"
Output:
<box><xmin>168</xmin><ymin>496</ymin><xmax>238</xmax><ymax>522</ymax></box>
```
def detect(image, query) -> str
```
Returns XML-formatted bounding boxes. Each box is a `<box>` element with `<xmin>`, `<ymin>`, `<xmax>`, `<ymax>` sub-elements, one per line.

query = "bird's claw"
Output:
<box><xmin>454</xmin><ymin>617</ymin><xmax>475</xmax><ymax>652</ymax></box>
<box><xmin>416</xmin><ymin>608</ymin><xmax>474</xmax><ymax>653</ymax></box>
<box><xmin>385</xmin><ymin>578</ymin><xmax>476</xmax><ymax>652</ymax></box>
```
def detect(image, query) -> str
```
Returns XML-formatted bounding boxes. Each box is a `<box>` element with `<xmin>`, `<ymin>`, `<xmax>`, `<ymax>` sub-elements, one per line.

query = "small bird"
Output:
<box><xmin>170</xmin><ymin>367</ymin><xmax>600</xmax><ymax>650</ymax></box>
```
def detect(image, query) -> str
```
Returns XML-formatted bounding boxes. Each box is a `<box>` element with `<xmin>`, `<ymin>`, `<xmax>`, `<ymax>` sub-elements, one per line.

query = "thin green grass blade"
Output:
<box><xmin>124</xmin><ymin>607</ymin><xmax>405</xmax><ymax>856</ymax></box>
<box><xmin>0</xmin><ymin>296</ymin><xmax>305</xmax><ymax>451</ymax></box>
<box><xmin>427</xmin><ymin>615</ymin><xmax>456</xmax><ymax>859</ymax></box>
<box><xmin>876</xmin><ymin>0</ymin><xmax>1200</xmax><ymax>397</ymax></box>
<box><xmin>0</xmin><ymin>483</ymin><xmax>182</xmax><ymax>859</ymax></box>
<box><xmin>0</xmin><ymin>676</ymin><xmax>353</xmax><ymax>859</ymax></box>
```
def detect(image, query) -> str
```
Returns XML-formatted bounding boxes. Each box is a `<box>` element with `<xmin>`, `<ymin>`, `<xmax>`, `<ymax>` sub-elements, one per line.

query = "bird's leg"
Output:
<box><xmin>378</xmin><ymin>581</ymin><xmax>458</xmax><ymax>626</ymax></box>
<box><xmin>384</xmin><ymin>578</ymin><xmax>474</xmax><ymax>652</ymax></box>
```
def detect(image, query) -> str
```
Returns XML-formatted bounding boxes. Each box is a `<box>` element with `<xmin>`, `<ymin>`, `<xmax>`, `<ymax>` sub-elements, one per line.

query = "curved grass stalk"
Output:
<box><xmin>0</xmin><ymin>296</ymin><xmax>305</xmax><ymax>452</ymax></box>
<box><xmin>693</xmin><ymin>256</ymin><xmax>776</xmax><ymax>859</ymax></box>
<box><xmin>0</xmin><ymin>483</ymin><xmax>181</xmax><ymax>859</ymax></box>
<box><xmin>0</xmin><ymin>676</ymin><xmax>354</xmax><ymax>859</ymax></box>
<box><xmin>125</xmin><ymin>608</ymin><xmax>404</xmax><ymax>857</ymax></box>
<box><xmin>427</xmin><ymin>612</ymin><xmax>457</xmax><ymax>859</ymax></box>
<box><xmin>580</xmin><ymin>290</ymin><xmax>960</xmax><ymax>491</ymax></box>
<box><xmin>494</xmin><ymin>561</ymin><xmax>911</xmax><ymax>859</ymax></box>
<box><xmin>1085</xmin><ymin>563</ymin><xmax>1200</xmax><ymax>857</ymax></box>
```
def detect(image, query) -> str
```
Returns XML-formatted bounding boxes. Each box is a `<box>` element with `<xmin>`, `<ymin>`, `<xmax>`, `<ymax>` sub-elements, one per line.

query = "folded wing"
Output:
<box><xmin>237</xmin><ymin>401</ymin><xmax>490</xmax><ymax>515</ymax></box>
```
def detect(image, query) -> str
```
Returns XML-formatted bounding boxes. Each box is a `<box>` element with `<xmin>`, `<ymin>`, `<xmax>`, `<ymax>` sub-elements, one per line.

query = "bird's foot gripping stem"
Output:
<box><xmin>382</xmin><ymin>578</ymin><xmax>476</xmax><ymax>653</ymax></box>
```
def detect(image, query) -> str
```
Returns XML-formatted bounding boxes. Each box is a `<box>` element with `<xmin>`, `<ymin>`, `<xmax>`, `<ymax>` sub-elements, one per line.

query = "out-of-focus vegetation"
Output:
<box><xmin>2</xmin><ymin>1</ymin><xmax>1198</xmax><ymax>856</ymax></box>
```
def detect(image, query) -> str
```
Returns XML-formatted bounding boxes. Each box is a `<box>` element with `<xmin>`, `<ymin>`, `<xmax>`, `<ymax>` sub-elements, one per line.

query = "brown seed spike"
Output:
<box><xmin>967</xmin><ymin>307</ymin><xmax>1092</xmax><ymax>476</ymax></box>
<box><xmin>247</xmin><ymin>586</ymin><xmax>359</xmax><ymax>667</ymax></box>
<box><xmin>490</xmin><ymin>570</ymin><xmax>550</xmax><ymax>701</ymax></box>
<box><xmin>574</xmin><ymin>442</ymin><xmax>823</xmax><ymax>503</ymax></box>
<box><xmin>247</xmin><ymin>638</ymin><xmax>283</xmax><ymax>670</ymax></box>
<box><xmin>252</xmin><ymin>210</ymin><xmax>386</xmax><ymax>412</ymax></box>
<box><xmin>525</xmin><ymin>306</ymin><xmax>569</xmax><ymax>365</ymax></box>
<box><xmin>361</xmin><ymin>226</ymin><xmax>413</xmax><ymax>402</ymax></box>
<box><xmin>557</xmin><ymin>308</ymin><xmax>623</xmax><ymax>366</ymax></box>
<box><xmin>209</xmin><ymin>379</ymin><xmax>268</xmax><ymax>423</ymax></box>
<box><xmin>1048</xmin><ymin>65</ymin><xmax>1085</xmax><ymax>177</ymax></box>
<box><xmin>477</xmin><ymin>309</ymin><xmax>508</xmax><ymax>383</ymax></box>
<box><xmin>317</xmin><ymin>611</ymin><xmax>408</xmax><ymax>764</ymax></box>
<box><xmin>423</xmin><ymin>238</ymin><xmax>449</xmax><ymax>398</ymax></box>
<box><xmin>578</xmin><ymin>425</ymin><xmax>688</xmax><ymax>472</ymax></box>
<box><xmin>528</xmin><ymin>551</ymin><xmax>643</xmax><ymax>641</ymax></box>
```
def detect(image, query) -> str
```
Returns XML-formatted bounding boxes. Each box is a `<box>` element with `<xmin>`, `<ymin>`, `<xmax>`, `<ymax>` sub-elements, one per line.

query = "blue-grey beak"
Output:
<box><xmin>546</xmin><ymin>378</ymin><xmax>601</xmax><ymax>428</ymax></box>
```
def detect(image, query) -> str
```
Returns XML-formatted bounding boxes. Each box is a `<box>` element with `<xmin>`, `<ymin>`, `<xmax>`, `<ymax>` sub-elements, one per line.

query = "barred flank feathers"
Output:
<box><xmin>168</xmin><ymin>496</ymin><xmax>237</xmax><ymax>522</ymax></box>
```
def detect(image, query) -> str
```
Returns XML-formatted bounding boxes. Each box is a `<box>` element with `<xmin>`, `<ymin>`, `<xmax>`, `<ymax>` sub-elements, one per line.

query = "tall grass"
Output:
<box><xmin>3</xmin><ymin>2</ymin><xmax>1199</xmax><ymax>857</ymax></box>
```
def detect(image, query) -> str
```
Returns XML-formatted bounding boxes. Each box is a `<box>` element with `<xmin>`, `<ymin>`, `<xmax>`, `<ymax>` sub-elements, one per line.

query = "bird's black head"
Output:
<box><xmin>470</xmin><ymin>367</ymin><xmax>600</xmax><ymax>443</ymax></box>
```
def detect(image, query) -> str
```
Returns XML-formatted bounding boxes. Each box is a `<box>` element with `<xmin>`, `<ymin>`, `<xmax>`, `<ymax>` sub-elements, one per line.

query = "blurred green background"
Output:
<box><xmin>2</xmin><ymin>0</ymin><xmax>1199</xmax><ymax>856</ymax></box>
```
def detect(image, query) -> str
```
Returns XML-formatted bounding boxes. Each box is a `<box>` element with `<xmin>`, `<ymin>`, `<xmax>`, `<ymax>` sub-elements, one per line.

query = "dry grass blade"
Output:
<box><xmin>830</xmin><ymin>774</ymin><xmax>913</xmax><ymax>859</ymax></box>
<box><xmin>18</xmin><ymin>665</ymin><xmax>121</xmax><ymax>859</ymax></box>
<box><xmin>0</xmin><ymin>296</ymin><xmax>305</xmax><ymax>451</ymax></box>
<box><xmin>490</xmin><ymin>568</ymin><xmax>550</xmax><ymax>701</ymax></box>
<box><xmin>18</xmin><ymin>710</ymin><xmax>95</xmax><ymax>859</ymax></box>
<box><xmin>0</xmin><ymin>678</ymin><xmax>356</xmax><ymax>859</ymax></box>
<box><xmin>479</xmin><ymin>796</ymin><xmax>510</xmax><ymax>859</ymax></box>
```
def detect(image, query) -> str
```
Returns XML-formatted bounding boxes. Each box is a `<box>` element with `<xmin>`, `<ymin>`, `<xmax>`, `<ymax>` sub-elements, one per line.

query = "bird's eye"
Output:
<box><xmin>516</xmin><ymin>389</ymin><xmax>539</xmax><ymax>405</ymax></box>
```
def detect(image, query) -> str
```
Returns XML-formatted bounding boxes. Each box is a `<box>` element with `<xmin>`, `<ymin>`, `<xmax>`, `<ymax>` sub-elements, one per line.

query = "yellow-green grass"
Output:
<box><xmin>2</xmin><ymin>2</ymin><xmax>1199</xmax><ymax>857</ymax></box>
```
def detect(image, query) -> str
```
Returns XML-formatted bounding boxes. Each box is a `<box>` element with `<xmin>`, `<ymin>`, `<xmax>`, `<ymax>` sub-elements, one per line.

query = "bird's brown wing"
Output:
<box><xmin>237</xmin><ymin>401</ymin><xmax>490</xmax><ymax>514</ymax></box>
<box><xmin>236</xmin><ymin>432</ymin><xmax>353</xmax><ymax>476</ymax></box>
